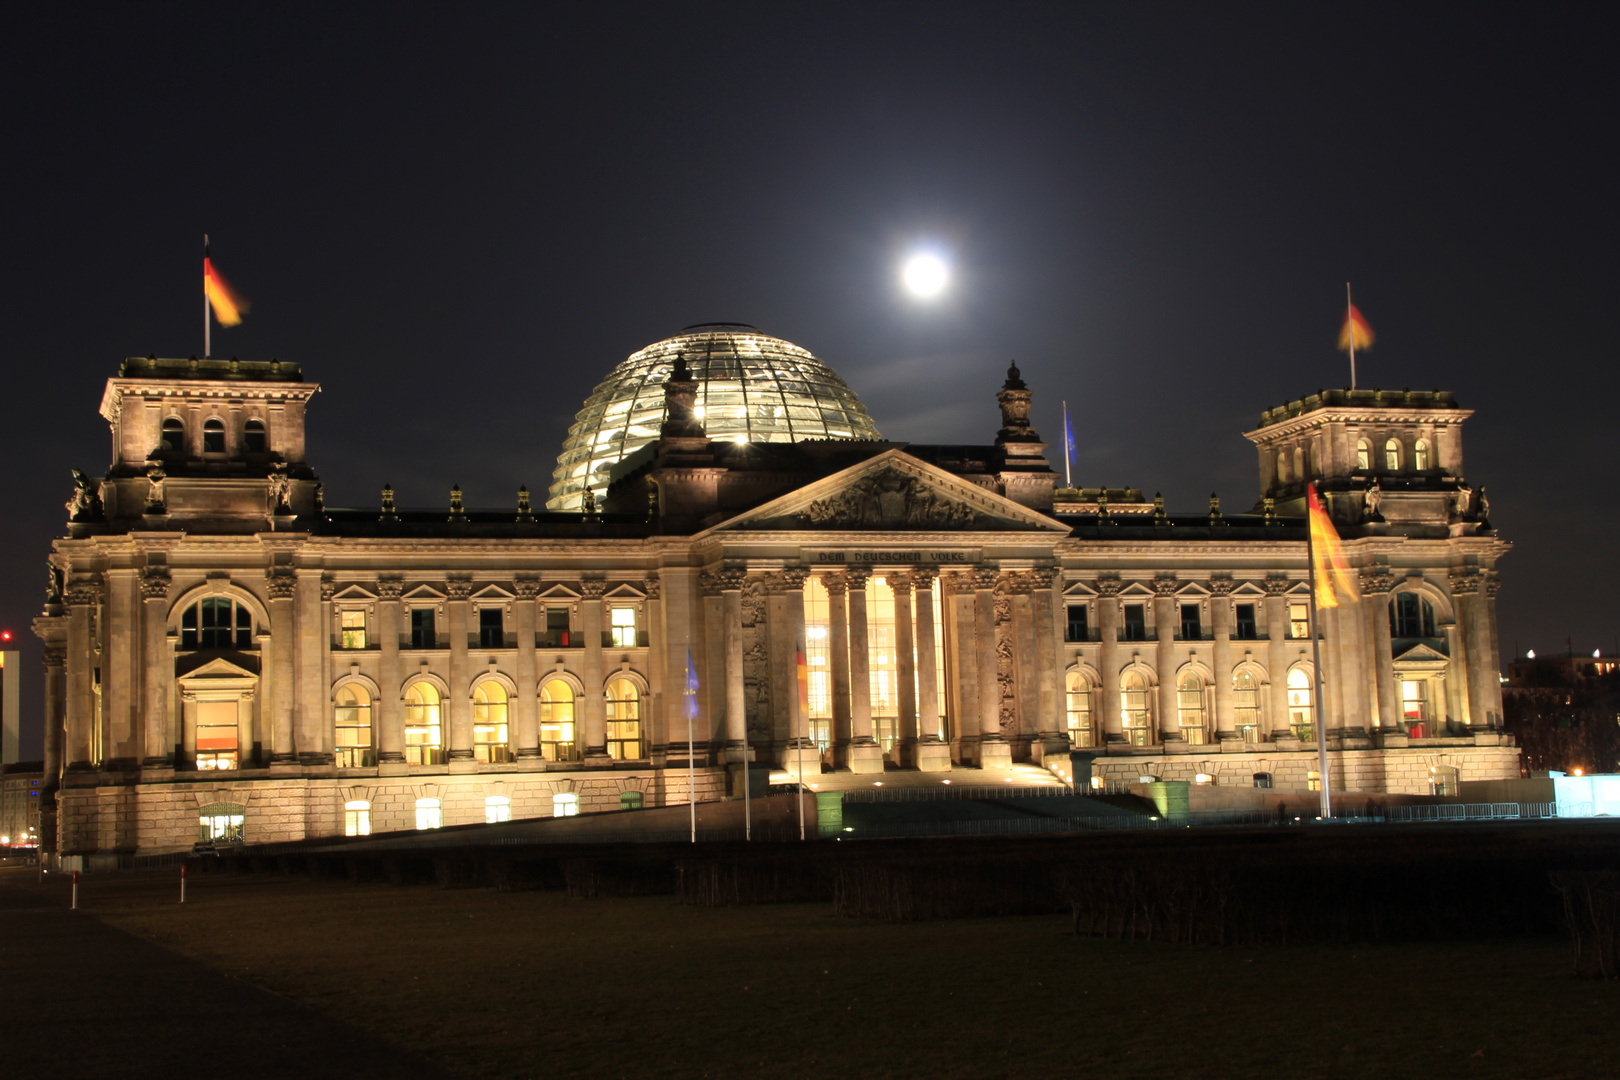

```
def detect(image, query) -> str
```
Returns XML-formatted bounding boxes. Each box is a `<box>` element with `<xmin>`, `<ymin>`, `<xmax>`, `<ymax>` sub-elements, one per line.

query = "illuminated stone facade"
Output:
<box><xmin>34</xmin><ymin>336</ymin><xmax>1517</xmax><ymax>857</ymax></box>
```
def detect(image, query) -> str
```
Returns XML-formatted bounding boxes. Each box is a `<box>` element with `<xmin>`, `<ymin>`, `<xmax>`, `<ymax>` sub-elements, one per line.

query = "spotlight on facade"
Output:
<box><xmin>1194</xmin><ymin>773</ymin><xmax>1213</xmax><ymax>784</ymax></box>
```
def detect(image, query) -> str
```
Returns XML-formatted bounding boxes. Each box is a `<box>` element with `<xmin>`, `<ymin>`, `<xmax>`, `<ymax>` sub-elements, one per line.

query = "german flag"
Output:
<box><xmin>204</xmin><ymin>244</ymin><xmax>250</xmax><ymax>327</ymax></box>
<box><xmin>1307</xmin><ymin>483</ymin><xmax>1359</xmax><ymax>609</ymax></box>
<box><xmin>1338</xmin><ymin>303</ymin><xmax>1373</xmax><ymax>353</ymax></box>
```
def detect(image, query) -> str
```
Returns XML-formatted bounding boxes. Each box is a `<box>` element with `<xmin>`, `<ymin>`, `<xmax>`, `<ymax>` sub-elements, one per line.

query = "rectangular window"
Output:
<box><xmin>1122</xmin><ymin>604</ymin><xmax>1147</xmax><ymax>642</ymax></box>
<box><xmin>1402</xmin><ymin>679</ymin><xmax>1429</xmax><ymax>737</ymax></box>
<box><xmin>803</xmin><ymin>578</ymin><xmax>833</xmax><ymax>748</ymax></box>
<box><xmin>479</xmin><ymin>607</ymin><xmax>504</xmax><ymax>649</ymax></box>
<box><xmin>1065</xmin><ymin>605</ymin><xmax>1089</xmax><ymax>643</ymax></box>
<box><xmin>340</xmin><ymin>610</ymin><xmax>367</xmax><ymax>649</ymax></box>
<box><xmin>543</xmin><ymin>607</ymin><xmax>571</xmax><ymax>648</ymax></box>
<box><xmin>610</xmin><ymin>606</ymin><xmax>637</xmax><ymax>648</ymax></box>
<box><xmin>1122</xmin><ymin>687</ymin><xmax>1152</xmax><ymax>745</ymax></box>
<box><xmin>1180</xmin><ymin>604</ymin><xmax>1201</xmax><ymax>640</ymax></box>
<box><xmin>195</xmin><ymin>700</ymin><xmax>239</xmax><ymax>770</ymax></box>
<box><xmin>410</xmin><ymin>608</ymin><xmax>436</xmax><ymax>649</ymax></box>
<box><xmin>1289</xmin><ymin>602</ymin><xmax>1310</xmax><ymax>639</ymax></box>
<box><xmin>485</xmin><ymin>795</ymin><xmax>511</xmax><ymax>824</ymax></box>
<box><xmin>415</xmin><ymin>799</ymin><xmax>442</xmax><ymax>830</ymax></box>
<box><xmin>1234</xmin><ymin>683</ymin><xmax>1261</xmax><ymax>739</ymax></box>
<box><xmin>344</xmin><ymin>801</ymin><xmax>371</xmax><ymax>837</ymax></box>
<box><xmin>1235</xmin><ymin>603</ymin><xmax>1258</xmax><ymax>640</ymax></box>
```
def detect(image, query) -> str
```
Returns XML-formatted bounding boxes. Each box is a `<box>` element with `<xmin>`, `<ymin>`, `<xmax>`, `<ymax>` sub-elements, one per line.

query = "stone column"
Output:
<box><xmin>266</xmin><ymin>571</ymin><xmax>297</xmax><ymax>765</ymax></box>
<box><xmin>64</xmin><ymin>579</ymin><xmax>99</xmax><ymax>769</ymax></box>
<box><xmin>912</xmin><ymin>569</ymin><xmax>950</xmax><ymax>770</ymax></box>
<box><xmin>40</xmin><ymin>645</ymin><xmax>66</xmax><ymax>853</ymax></box>
<box><xmin>377</xmin><ymin>578</ymin><xmax>406</xmax><ymax>767</ymax></box>
<box><xmin>1030</xmin><ymin>568</ymin><xmax>1065</xmax><ymax>758</ymax></box>
<box><xmin>720</xmin><ymin>569</ymin><xmax>749</xmax><ymax>763</ymax></box>
<box><xmin>1263</xmin><ymin>577</ymin><xmax>1291</xmax><ymax>738</ymax></box>
<box><xmin>644</xmin><ymin>573</ymin><xmax>666</xmax><ymax>761</ymax></box>
<box><xmin>1363</xmin><ymin>571</ymin><xmax>1398</xmax><ymax>735</ymax></box>
<box><xmin>1096</xmin><ymin>579</ymin><xmax>1123</xmax><ymax>743</ymax></box>
<box><xmin>890</xmin><ymin>572</ymin><xmax>918</xmax><ymax>761</ymax></box>
<box><xmin>103</xmin><ymin>568</ymin><xmax>138</xmax><ymax>768</ymax></box>
<box><xmin>974</xmin><ymin>566</ymin><xmax>1011</xmax><ymax>765</ymax></box>
<box><xmin>295</xmin><ymin>571</ymin><xmax>329</xmax><ymax>763</ymax></box>
<box><xmin>1153</xmin><ymin>578</ymin><xmax>1179</xmax><ymax>743</ymax></box>
<box><xmin>581</xmin><ymin>580</ymin><xmax>609</xmax><ymax>760</ymax></box>
<box><xmin>764</xmin><ymin>574</ymin><xmax>794</xmax><ymax>752</ymax></box>
<box><xmin>660</xmin><ymin>567</ymin><xmax>699</xmax><ymax>762</ymax></box>
<box><xmin>1453</xmin><ymin>574</ymin><xmax>1496</xmax><ymax>731</ymax></box>
<box><xmin>445</xmin><ymin>580</ymin><xmax>474</xmax><ymax>762</ymax></box>
<box><xmin>825</xmin><ymin>574</ymin><xmax>853</xmax><ymax>755</ymax></box>
<box><xmin>1442</xmin><ymin>610</ymin><xmax>1470</xmax><ymax>731</ymax></box>
<box><xmin>842</xmin><ymin>568</ymin><xmax>882</xmax><ymax>772</ymax></box>
<box><xmin>512</xmin><ymin>579</ymin><xmax>540</xmax><ymax>759</ymax></box>
<box><xmin>1009</xmin><ymin>574</ymin><xmax>1040</xmax><ymax>758</ymax></box>
<box><xmin>1481</xmin><ymin>575</ymin><xmax>1506</xmax><ymax>728</ymax></box>
<box><xmin>1210</xmin><ymin>578</ymin><xmax>1236</xmax><ymax>742</ymax></box>
<box><xmin>140</xmin><ymin>570</ymin><xmax>173</xmax><ymax>767</ymax></box>
<box><xmin>947</xmin><ymin>573</ymin><xmax>981</xmax><ymax>753</ymax></box>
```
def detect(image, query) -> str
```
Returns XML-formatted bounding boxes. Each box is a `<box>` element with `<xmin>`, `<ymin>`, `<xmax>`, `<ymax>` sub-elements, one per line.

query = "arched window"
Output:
<box><xmin>203</xmin><ymin>417</ymin><xmax>226</xmax><ymax>453</ymax></box>
<box><xmin>605</xmin><ymin>677</ymin><xmax>642</xmax><ymax>760</ymax></box>
<box><xmin>404</xmin><ymin>683</ymin><xmax>443</xmax><ymax>765</ymax></box>
<box><xmin>161</xmin><ymin>416</ymin><xmax>185</xmax><ymax>452</ymax></box>
<box><xmin>334</xmin><ymin>685</ymin><xmax>373</xmax><ymax>767</ymax></box>
<box><xmin>472</xmin><ymin>682</ymin><xmax>511</xmax><ymax>763</ymax></box>
<box><xmin>1413</xmin><ymin>438</ymin><xmax>1431</xmax><ymax>471</ymax></box>
<box><xmin>1233</xmin><ymin>669</ymin><xmax>1262</xmax><ymax>741</ymax></box>
<box><xmin>415</xmin><ymin>798</ymin><xmax>442</xmax><ymax>830</ymax></box>
<box><xmin>180</xmin><ymin>598</ymin><xmax>253</xmax><ymax>650</ymax></box>
<box><xmin>552</xmin><ymin>792</ymin><xmax>579</xmax><ymax>818</ymax></box>
<box><xmin>1287</xmin><ymin>668</ymin><xmax>1313</xmax><ymax>740</ymax></box>
<box><xmin>485</xmin><ymin>795</ymin><xmax>511</xmax><ymax>824</ymax></box>
<box><xmin>344</xmin><ymin>800</ymin><xmax>371</xmax><ymax>836</ymax></box>
<box><xmin>540</xmin><ymin>679</ymin><xmax>578</xmax><ymax>761</ymax></box>
<box><xmin>1389</xmin><ymin>593</ymin><xmax>1437</xmax><ymax>638</ymax></box>
<box><xmin>1177</xmin><ymin>671</ymin><xmax>1207</xmax><ymax>745</ymax></box>
<box><xmin>1065</xmin><ymin>671</ymin><xmax>1093</xmax><ymax>748</ymax></box>
<box><xmin>1384</xmin><ymin>438</ymin><xmax>1401</xmax><ymax>471</ymax></box>
<box><xmin>243</xmin><ymin>419</ymin><xmax>266</xmax><ymax>454</ymax></box>
<box><xmin>1356</xmin><ymin>439</ymin><xmax>1371</xmax><ymax>471</ymax></box>
<box><xmin>1121</xmin><ymin>671</ymin><xmax>1152</xmax><ymax>746</ymax></box>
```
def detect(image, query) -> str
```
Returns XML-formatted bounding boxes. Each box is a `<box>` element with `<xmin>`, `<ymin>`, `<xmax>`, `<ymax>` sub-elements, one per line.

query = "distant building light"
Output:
<box><xmin>1527</xmin><ymin>649</ymin><xmax>1536</xmax><ymax>659</ymax></box>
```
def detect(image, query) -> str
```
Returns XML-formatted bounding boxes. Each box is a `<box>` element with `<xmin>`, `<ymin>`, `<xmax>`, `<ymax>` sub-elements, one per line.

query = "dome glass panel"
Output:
<box><xmin>548</xmin><ymin>324</ymin><xmax>882</xmax><ymax>510</ymax></box>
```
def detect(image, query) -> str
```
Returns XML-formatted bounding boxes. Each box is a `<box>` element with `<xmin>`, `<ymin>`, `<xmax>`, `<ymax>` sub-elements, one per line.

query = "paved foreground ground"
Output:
<box><xmin>0</xmin><ymin>867</ymin><xmax>448</xmax><ymax>1079</ymax></box>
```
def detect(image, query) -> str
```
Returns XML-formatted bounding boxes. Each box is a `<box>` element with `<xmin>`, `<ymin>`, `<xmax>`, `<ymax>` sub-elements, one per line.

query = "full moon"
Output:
<box><xmin>902</xmin><ymin>253</ymin><xmax>949</xmax><ymax>296</ymax></box>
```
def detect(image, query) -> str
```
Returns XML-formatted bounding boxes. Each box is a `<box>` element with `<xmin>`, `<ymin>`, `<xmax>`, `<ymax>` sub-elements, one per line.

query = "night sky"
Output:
<box><xmin>4</xmin><ymin>3</ymin><xmax>1615</xmax><ymax>757</ymax></box>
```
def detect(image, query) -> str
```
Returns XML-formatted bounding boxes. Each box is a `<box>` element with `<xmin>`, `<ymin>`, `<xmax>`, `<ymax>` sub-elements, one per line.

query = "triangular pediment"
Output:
<box><xmin>701</xmin><ymin>450</ymin><xmax>1070</xmax><ymax>535</ymax></box>
<box><xmin>402</xmin><ymin>584</ymin><xmax>445</xmax><ymax>601</ymax></box>
<box><xmin>176</xmin><ymin>655</ymin><xmax>260</xmax><ymax>681</ymax></box>
<box><xmin>1230</xmin><ymin>581</ymin><xmax>1268</xmax><ymax>598</ymax></box>
<box><xmin>539</xmin><ymin>583</ymin><xmax>581</xmax><ymax>600</ymax></box>
<box><xmin>332</xmin><ymin>584</ymin><xmax>378</xmax><ymax>602</ymax></box>
<box><xmin>603</xmin><ymin>583</ymin><xmax>646</xmax><ymax>599</ymax></box>
<box><xmin>1118</xmin><ymin>581</ymin><xmax>1156</xmax><ymax>598</ymax></box>
<box><xmin>1063</xmin><ymin>581</ymin><xmax>1097</xmax><ymax>598</ymax></box>
<box><xmin>472</xmin><ymin>584</ymin><xmax>515</xmax><ymax>601</ymax></box>
<box><xmin>1176</xmin><ymin>581</ymin><xmax>1211</xmax><ymax>598</ymax></box>
<box><xmin>1393</xmin><ymin>643</ymin><xmax>1450</xmax><ymax>664</ymax></box>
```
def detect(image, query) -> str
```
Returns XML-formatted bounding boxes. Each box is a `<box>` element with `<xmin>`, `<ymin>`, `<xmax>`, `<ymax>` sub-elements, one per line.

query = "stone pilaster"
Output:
<box><xmin>824</xmin><ymin>573</ymin><xmax>854</xmax><ymax>757</ymax></box>
<box><xmin>445</xmin><ymin>579</ymin><xmax>474</xmax><ymax>763</ymax></box>
<box><xmin>719</xmin><ymin>569</ymin><xmax>750</xmax><ymax>764</ymax></box>
<box><xmin>644</xmin><ymin>573</ymin><xmax>667</xmax><ymax>763</ymax></box>
<box><xmin>295</xmin><ymin>570</ymin><xmax>330</xmax><ymax>764</ymax></box>
<box><xmin>1030</xmin><ymin>568</ymin><xmax>1066</xmax><ymax>757</ymax></box>
<box><xmin>377</xmin><ymin>577</ymin><xmax>406</xmax><ymax>769</ymax></box>
<box><xmin>1263</xmin><ymin>576</ymin><xmax>1291</xmax><ymax>739</ymax></box>
<box><xmin>140</xmin><ymin>569</ymin><xmax>173</xmax><ymax>768</ymax></box>
<box><xmin>266</xmin><ymin>571</ymin><xmax>297</xmax><ymax>765</ymax></box>
<box><xmin>841</xmin><ymin>568</ymin><xmax>882</xmax><ymax>772</ymax></box>
<box><xmin>945</xmin><ymin>572</ymin><xmax>981</xmax><ymax>755</ymax></box>
<box><xmin>1009</xmin><ymin>573</ymin><xmax>1041</xmax><ymax>757</ymax></box>
<box><xmin>512</xmin><ymin>579</ymin><xmax>541</xmax><ymax>759</ymax></box>
<box><xmin>912</xmin><ymin>569</ymin><xmax>950</xmax><ymax>771</ymax></box>
<box><xmin>1096</xmin><ymin>578</ymin><xmax>1123</xmax><ymax>743</ymax></box>
<box><xmin>39</xmin><ymin>644</ymin><xmax>66</xmax><ymax>852</ymax></box>
<box><xmin>581</xmin><ymin>579</ymin><xmax>609</xmax><ymax>761</ymax></box>
<box><xmin>780</xmin><ymin>568</ymin><xmax>816</xmax><ymax>775</ymax></box>
<box><xmin>64</xmin><ymin>579</ymin><xmax>100</xmax><ymax>770</ymax></box>
<box><xmin>103</xmin><ymin>568</ymin><xmax>139</xmax><ymax>768</ymax></box>
<box><xmin>1362</xmin><ymin>569</ymin><xmax>1399</xmax><ymax>736</ymax></box>
<box><xmin>974</xmin><ymin>565</ymin><xmax>1010</xmax><ymax>766</ymax></box>
<box><xmin>1153</xmin><ymin>576</ymin><xmax>1179</xmax><ymax>745</ymax></box>
<box><xmin>890</xmin><ymin>572</ymin><xmax>918</xmax><ymax>762</ymax></box>
<box><xmin>1209</xmin><ymin>577</ymin><xmax>1236</xmax><ymax>743</ymax></box>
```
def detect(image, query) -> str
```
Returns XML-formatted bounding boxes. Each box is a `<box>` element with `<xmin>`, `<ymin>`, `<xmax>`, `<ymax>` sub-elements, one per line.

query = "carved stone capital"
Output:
<box><xmin>1207</xmin><ymin>576</ymin><xmax>1235</xmax><ymax>597</ymax></box>
<box><xmin>1005</xmin><ymin>573</ymin><xmax>1034</xmax><ymax>596</ymax></box>
<box><xmin>140</xmin><ymin>569</ymin><xmax>171</xmax><ymax>600</ymax></box>
<box><xmin>1028</xmin><ymin>567</ymin><xmax>1057</xmax><ymax>591</ymax></box>
<box><xmin>445</xmin><ymin>580</ymin><xmax>474</xmax><ymax>600</ymax></box>
<box><xmin>1483</xmin><ymin>572</ymin><xmax>1502</xmax><ymax>598</ymax></box>
<box><xmin>887</xmin><ymin>572</ymin><xmax>914</xmax><ymax>598</ymax></box>
<box><xmin>1152</xmin><ymin>575</ymin><xmax>1179</xmax><ymax>598</ymax></box>
<box><xmin>843</xmin><ymin>567</ymin><xmax>871</xmax><ymax>590</ymax></box>
<box><xmin>1449</xmin><ymin>571</ymin><xmax>1481</xmax><ymax>596</ymax></box>
<box><xmin>911</xmin><ymin>567</ymin><xmax>938</xmax><ymax>590</ymax></box>
<box><xmin>780</xmin><ymin>567</ymin><xmax>807</xmax><ymax>590</ymax></box>
<box><xmin>319</xmin><ymin>578</ymin><xmax>337</xmax><ymax>602</ymax></box>
<box><xmin>580</xmin><ymin>580</ymin><xmax>608</xmax><ymax>600</ymax></box>
<box><xmin>265</xmin><ymin>572</ymin><xmax>297</xmax><ymax>600</ymax></box>
<box><xmin>42</xmin><ymin>647</ymin><xmax>66</xmax><ymax>668</ymax></box>
<box><xmin>643</xmin><ymin>573</ymin><xmax>662</xmax><ymax>600</ymax></box>
<box><xmin>821</xmin><ymin>572</ymin><xmax>848</xmax><ymax>598</ymax></box>
<box><xmin>377</xmin><ymin>577</ymin><xmax>405</xmax><ymax>600</ymax></box>
<box><xmin>716</xmin><ymin>568</ymin><xmax>748</xmax><ymax>592</ymax></box>
<box><xmin>971</xmin><ymin>566</ymin><xmax>999</xmax><ymax>591</ymax></box>
<box><xmin>1263</xmin><ymin>575</ymin><xmax>1292</xmax><ymax>597</ymax></box>
<box><xmin>1359</xmin><ymin>570</ymin><xmax>1396</xmax><ymax>595</ymax></box>
<box><xmin>512</xmin><ymin>579</ymin><xmax>541</xmax><ymax>600</ymax></box>
<box><xmin>65</xmin><ymin>581</ymin><xmax>102</xmax><ymax>607</ymax></box>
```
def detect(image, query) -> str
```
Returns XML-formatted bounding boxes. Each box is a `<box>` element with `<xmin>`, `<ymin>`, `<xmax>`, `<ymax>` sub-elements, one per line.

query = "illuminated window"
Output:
<box><xmin>1384</xmin><ymin>438</ymin><xmax>1401</xmax><ymax>471</ymax></box>
<box><xmin>334</xmin><ymin>685</ymin><xmax>373</xmax><ymax>767</ymax></box>
<box><xmin>479</xmin><ymin>607</ymin><xmax>504</xmax><ymax>648</ymax></box>
<box><xmin>620</xmin><ymin>791</ymin><xmax>644</xmax><ymax>811</ymax></box>
<box><xmin>610</xmin><ymin>606</ymin><xmax>637</xmax><ymax>648</ymax></box>
<box><xmin>1356</xmin><ymin>439</ymin><xmax>1370</xmax><ymax>471</ymax></box>
<box><xmin>410</xmin><ymin>608</ymin><xmax>436</xmax><ymax>649</ymax></box>
<box><xmin>1413</xmin><ymin>439</ymin><xmax>1430</xmax><ymax>470</ymax></box>
<box><xmin>197</xmin><ymin>803</ymin><xmax>244</xmax><ymax>842</ymax></box>
<box><xmin>1402</xmin><ymin>679</ymin><xmax>1430</xmax><ymax>735</ymax></box>
<box><xmin>1390</xmin><ymin>593</ymin><xmax>1436</xmax><ymax>638</ymax></box>
<box><xmin>243</xmin><ymin>419</ymin><xmax>266</xmax><ymax>454</ymax></box>
<box><xmin>195</xmin><ymin>700</ymin><xmax>239</xmax><ymax>770</ymax></box>
<box><xmin>472</xmin><ymin>682</ymin><xmax>511</xmax><ymax>763</ymax></box>
<box><xmin>1289</xmin><ymin>602</ymin><xmax>1310</xmax><ymax>639</ymax></box>
<box><xmin>866</xmin><ymin>576</ymin><xmax>899</xmax><ymax>751</ymax></box>
<box><xmin>181</xmin><ymin>598</ymin><xmax>253</xmax><ymax>651</ymax></box>
<box><xmin>1065</xmin><ymin>670</ymin><xmax>1093</xmax><ymax>747</ymax></box>
<box><xmin>1233</xmin><ymin>669</ymin><xmax>1262</xmax><ymax>741</ymax></box>
<box><xmin>340</xmin><ymin>610</ymin><xmax>367</xmax><ymax>649</ymax></box>
<box><xmin>552</xmin><ymin>792</ymin><xmax>579</xmax><ymax>818</ymax></box>
<box><xmin>542</xmin><ymin>607</ymin><xmax>572</xmax><ymax>648</ymax></box>
<box><xmin>344</xmin><ymin>800</ymin><xmax>371</xmax><ymax>836</ymax></box>
<box><xmin>203</xmin><ymin>417</ymin><xmax>225</xmax><ymax>453</ymax></box>
<box><xmin>803</xmin><ymin>576</ymin><xmax>833</xmax><ymax>748</ymax></box>
<box><xmin>605</xmin><ymin>677</ymin><xmax>642</xmax><ymax>760</ymax></box>
<box><xmin>1121</xmin><ymin>671</ymin><xmax>1152</xmax><ymax>745</ymax></box>
<box><xmin>485</xmin><ymin>795</ymin><xmax>511</xmax><ymax>824</ymax></box>
<box><xmin>1307</xmin><ymin>770</ymin><xmax>1322</xmax><ymax>792</ymax></box>
<box><xmin>1288</xmin><ymin>668</ymin><xmax>1314</xmax><ymax>740</ymax></box>
<box><xmin>404</xmin><ymin>682</ymin><xmax>443</xmax><ymax>765</ymax></box>
<box><xmin>415</xmin><ymin>798</ymin><xmax>442</xmax><ymax>830</ymax></box>
<box><xmin>1177</xmin><ymin>671</ymin><xmax>1207</xmax><ymax>745</ymax></box>
<box><xmin>161</xmin><ymin>416</ymin><xmax>185</xmax><ymax>452</ymax></box>
<box><xmin>540</xmin><ymin>679</ymin><xmax>578</xmax><ymax>761</ymax></box>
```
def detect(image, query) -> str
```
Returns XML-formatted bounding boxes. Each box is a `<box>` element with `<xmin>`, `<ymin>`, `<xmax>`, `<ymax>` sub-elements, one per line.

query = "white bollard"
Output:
<box><xmin>180</xmin><ymin>863</ymin><xmax>187</xmax><ymax>904</ymax></box>
<box><xmin>71</xmin><ymin>869</ymin><xmax>78</xmax><ymax>910</ymax></box>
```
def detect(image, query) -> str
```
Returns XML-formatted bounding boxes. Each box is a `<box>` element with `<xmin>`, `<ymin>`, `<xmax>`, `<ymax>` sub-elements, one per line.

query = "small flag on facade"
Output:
<box><xmin>685</xmin><ymin>647</ymin><xmax>700</xmax><ymax>720</ymax></box>
<box><xmin>1306</xmin><ymin>483</ymin><xmax>1359</xmax><ymax>608</ymax></box>
<box><xmin>796</xmin><ymin>642</ymin><xmax>810</xmax><ymax>715</ymax></box>
<box><xmin>204</xmin><ymin>246</ymin><xmax>250</xmax><ymax>327</ymax></box>
<box><xmin>1338</xmin><ymin>303</ymin><xmax>1373</xmax><ymax>354</ymax></box>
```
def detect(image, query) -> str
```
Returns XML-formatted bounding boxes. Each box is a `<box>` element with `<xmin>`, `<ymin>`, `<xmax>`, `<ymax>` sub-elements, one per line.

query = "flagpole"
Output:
<box><xmin>1062</xmin><ymin>400</ymin><xmax>1073</xmax><ymax>488</ymax></box>
<box><xmin>203</xmin><ymin>234</ymin><xmax>211</xmax><ymax>359</ymax></box>
<box><xmin>686</xmin><ymin>638</ymin><xmax>696</xmax><ymax>844</ymax></box>
<box><xmin>795</xmin><ymin>641</ymin><xmax>805</xmax><ymax>842</ymax></box>
<box><xmin>1346</xmin><ymin>283</ymin><xmax>1356</xmax><ymax>391</ymax></box>
<box><xmin>1305</xmin><ymin>485</ymin><xmax>1334</xmax><ymax>819</ymax></box>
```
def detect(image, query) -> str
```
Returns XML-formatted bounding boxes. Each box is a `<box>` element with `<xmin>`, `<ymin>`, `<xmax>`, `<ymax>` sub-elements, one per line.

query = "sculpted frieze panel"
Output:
<box><xmin>801</xmin><ymin>467</ymin><xmax>986</xmax><ymax>529</ymax></box>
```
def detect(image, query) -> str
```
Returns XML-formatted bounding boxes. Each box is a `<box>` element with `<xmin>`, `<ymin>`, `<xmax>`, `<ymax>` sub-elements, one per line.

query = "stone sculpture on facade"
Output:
<box><xmin>804</xmin><ymin>468</ymin><xmax>980</xmax><ymax>528</ymax></box>
<box><xmin>144</xmin><ymin>465</ymin><xmax>167</xmax><ymax>514</ymax></box>
<box><xmin>65</xmin><ymin>469</ymin><xmax>103</xmax><ymax>522</ymax></box>
<box><xmin>1363</xmin><ymin>479</ymin><xmax>1383</xmax><ymax>521</ymax></box>
<box><xmin>266</xmin><ymin>465</ymin><xmax>292</xmax><ymax>517</ymax></box>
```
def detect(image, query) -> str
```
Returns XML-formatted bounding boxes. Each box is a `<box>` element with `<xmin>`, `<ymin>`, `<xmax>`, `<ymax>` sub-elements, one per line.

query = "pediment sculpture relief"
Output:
<box><xmin>802</xmin><ymin>468</ymin><xmax>984</xmax><ymax>528</ymax></box>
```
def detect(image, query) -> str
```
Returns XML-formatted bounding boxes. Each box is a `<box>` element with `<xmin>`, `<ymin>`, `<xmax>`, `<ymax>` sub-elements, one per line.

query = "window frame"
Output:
<box><xmin>605</xmin><ymin>677</ymin><xmax>642</xmax><ymax>760</ymax></box>
<box><xmin>471</xmin><ymin>681</ymin><xmax>512</xmax><ymax>763</ymax></box>
<box><xmin>202</xmin><ymin>417</ymin><xmax>226</xmax><ymax>454</ymax></box>
<box><xmin>334</xmin><ymin>684</ymin><xmax>374</xmax><ymax>768</ymax></box>
<box><xmin>478</xmin><ymin>606</ymin><xmax>505</xmax><ymax>649</ymax></box>
<box><xmin>340</xmin><ymin>609</ymin><xmax>368</xmax><ymax>650</ymax></box>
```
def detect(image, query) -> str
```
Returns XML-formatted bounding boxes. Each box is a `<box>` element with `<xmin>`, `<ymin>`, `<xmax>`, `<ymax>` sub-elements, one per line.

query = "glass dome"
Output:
<box><xmin>548</xmin><ymin>324</ymin><xmax>883</xmax><ymax>510</ymax></box>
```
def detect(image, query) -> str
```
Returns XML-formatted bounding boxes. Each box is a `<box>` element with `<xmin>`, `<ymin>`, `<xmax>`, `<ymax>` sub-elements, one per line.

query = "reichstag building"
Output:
<box><xmin>35</xmin><ymin>324</ymin><xmax>1517</xmax><ymax>855</ymax></box>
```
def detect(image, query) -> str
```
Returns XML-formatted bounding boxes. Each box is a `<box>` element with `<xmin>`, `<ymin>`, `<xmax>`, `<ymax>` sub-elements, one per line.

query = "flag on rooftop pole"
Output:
<box><xmin>203</xmin><ymin>235</ymin><xmax>250</xmax><ymax>358</ymax></box>
<box><xmin>685</xmin><ymin>644</ymin><xmax>699</xmax><ymax>843</ymax></box>
<box><xmin>1304</xmin><ymin>482</ymin><xmax>1358</xmax><ymax>819</ymax></box>
<box><xmin>1337</xmin><ymin>284</ymin><xmax>1373</xmax><ymax>390</ymax></box>
<box><xmin>1062</xmin><ymin>401</ymin><xmax>1075</xmax><ymax>488</ymax></box>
